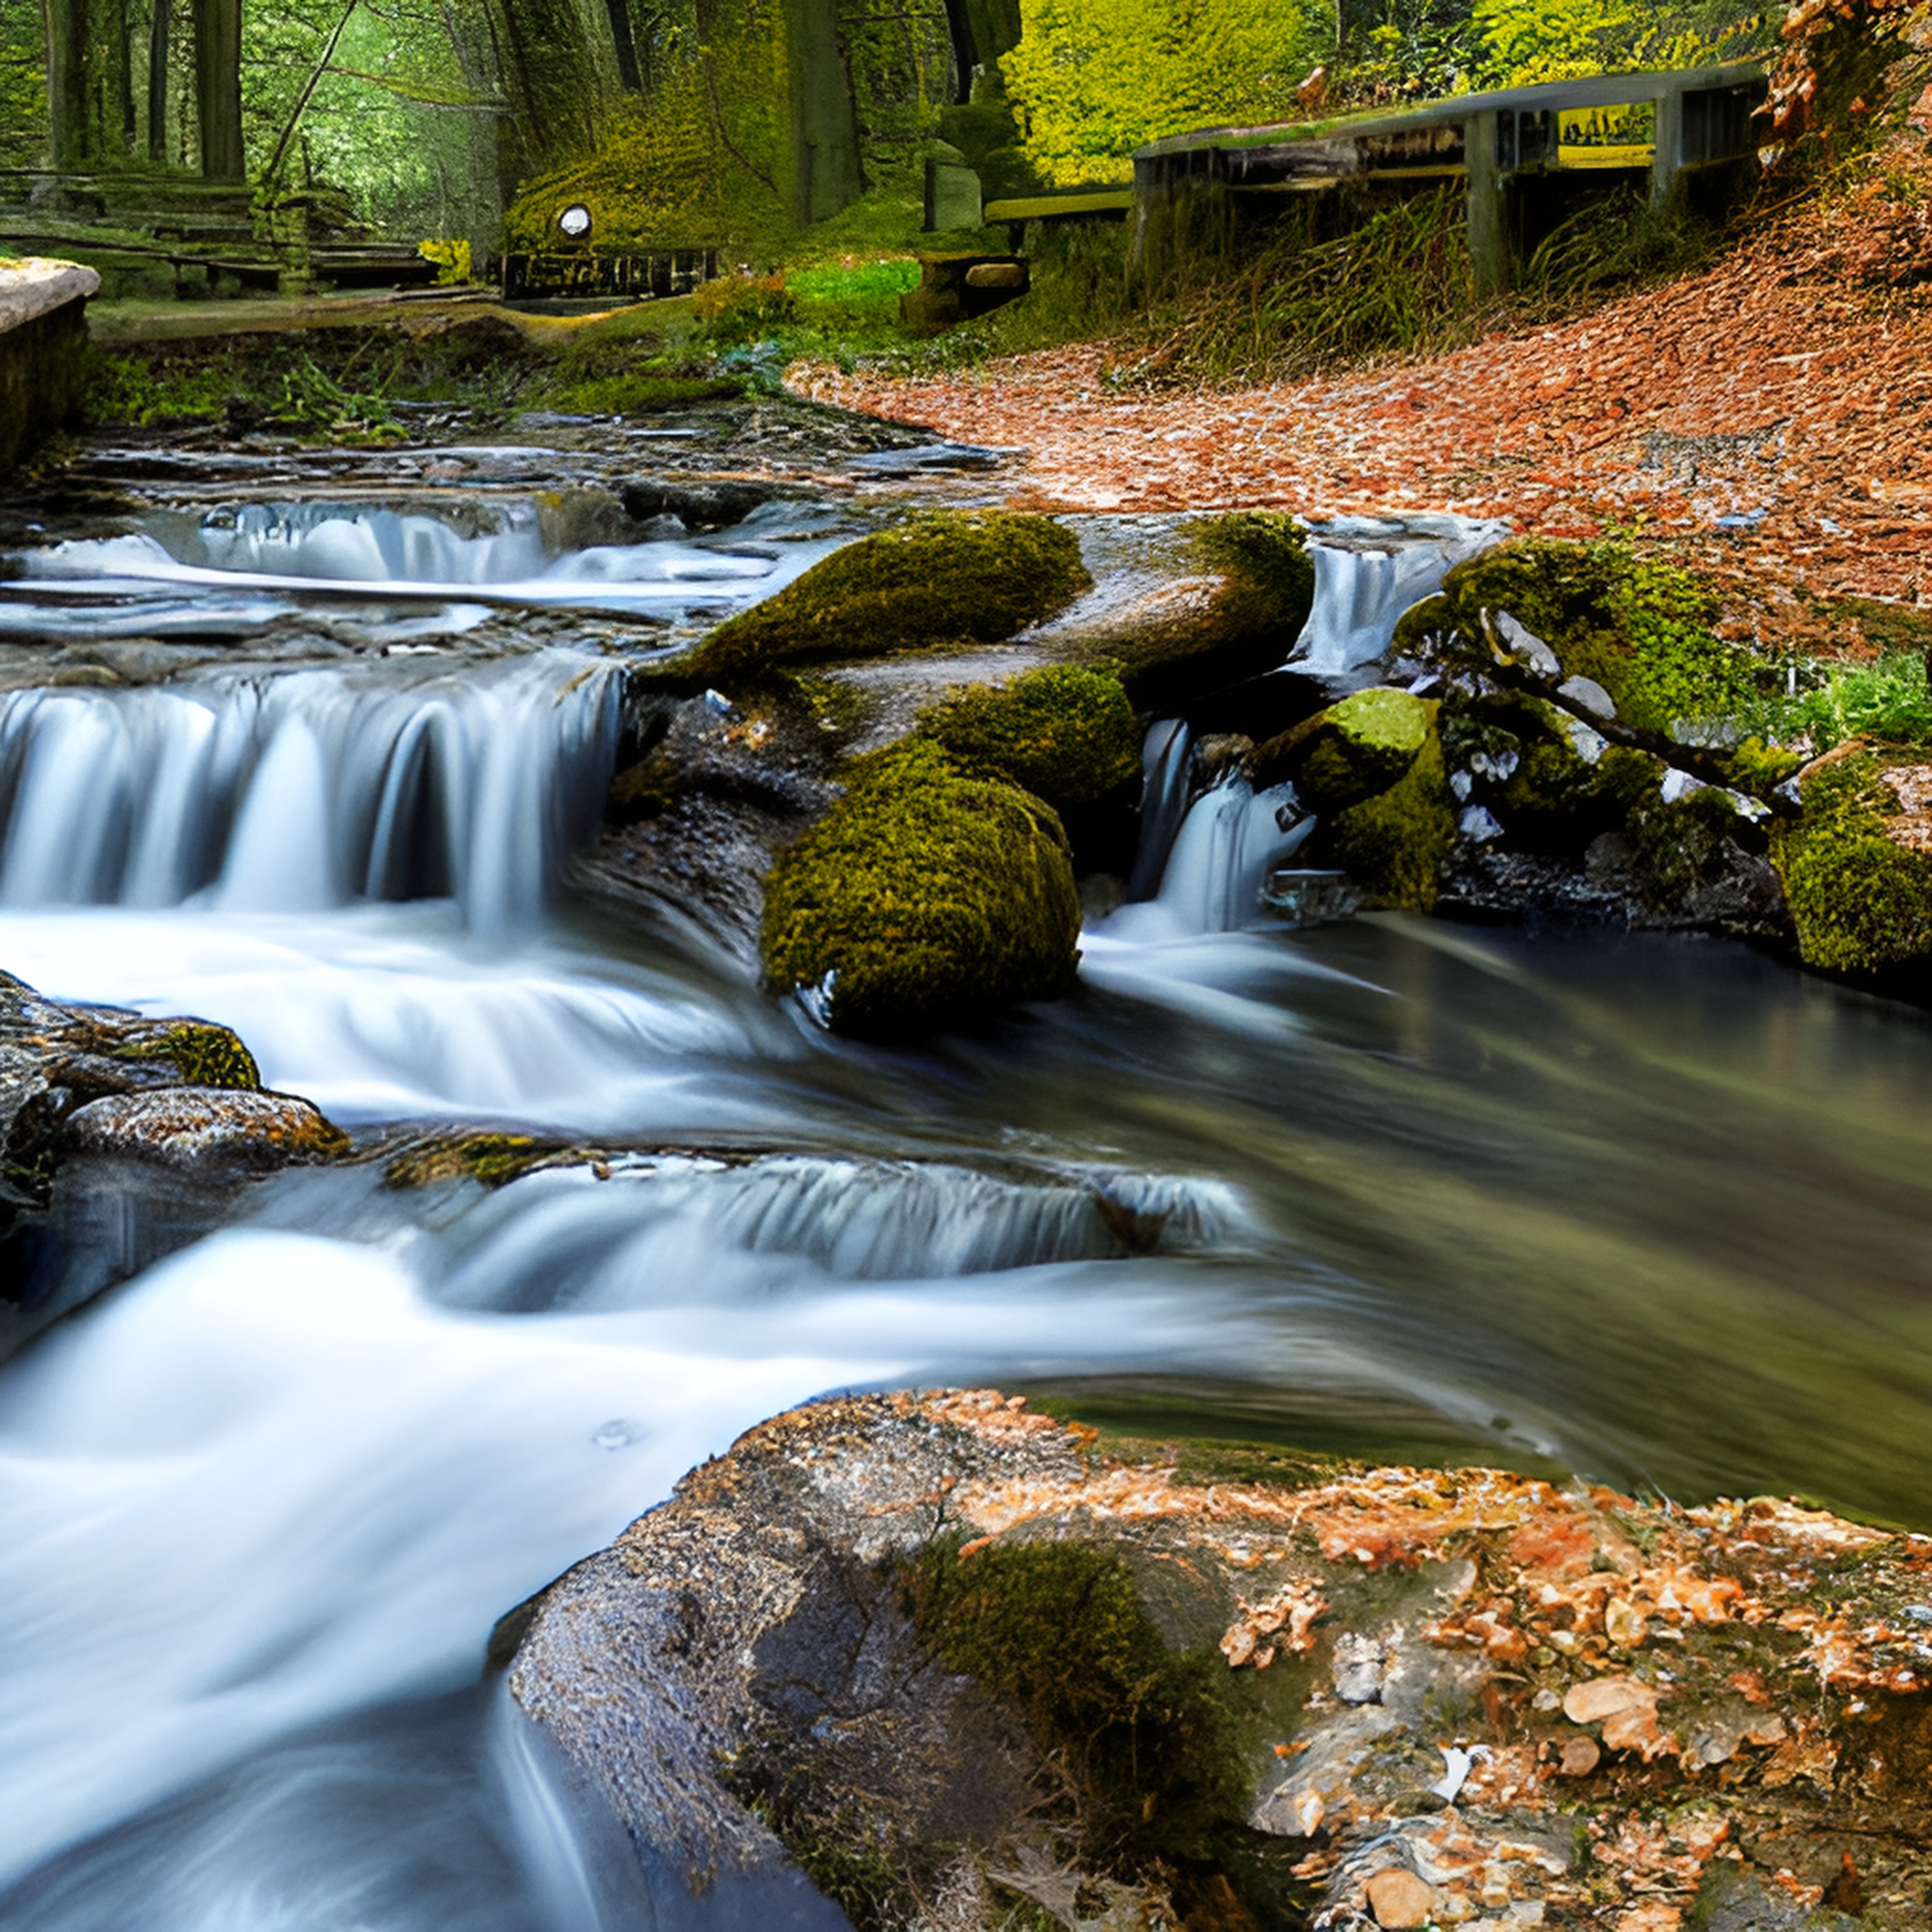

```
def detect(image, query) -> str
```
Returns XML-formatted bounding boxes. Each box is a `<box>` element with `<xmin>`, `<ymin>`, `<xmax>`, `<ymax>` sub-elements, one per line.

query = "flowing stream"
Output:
<box><xmin>2</xmin><ymin>473</ymin><xmax>1930</xmax><ymax>1930</ymax></box>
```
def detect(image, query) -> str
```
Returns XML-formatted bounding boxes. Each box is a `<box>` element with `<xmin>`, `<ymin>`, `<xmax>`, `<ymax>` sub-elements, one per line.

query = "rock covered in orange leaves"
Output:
<box><xmin>504</xmin><ymin>1387</ymin><xmax>1932</xmax><ymax>1932</ymax></box>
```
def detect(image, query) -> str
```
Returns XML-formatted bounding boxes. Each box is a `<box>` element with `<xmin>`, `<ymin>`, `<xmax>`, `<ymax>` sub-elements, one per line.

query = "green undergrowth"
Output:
<box><xmin>1743</xmin><ymin>650</ymin><xmax>1932</xmax><ymax>754</ymax></box>
<box><xmin>914</xmin><ymin>665</ymin><xmax>1139</xmax><ymax>812</ymax></box>
<box><xmin>685</xmin><ymin>509</ymin><xmax>1091</xmax><ymax>682</ymax></box>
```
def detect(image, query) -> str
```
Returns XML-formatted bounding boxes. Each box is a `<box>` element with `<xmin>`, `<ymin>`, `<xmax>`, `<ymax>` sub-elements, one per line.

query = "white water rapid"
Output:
<box><xmin>0</xmin><ymin>651</ymin><xmax>619</xmax><ymax>931</ymax></box>
<box><xmin>5</xmin><ymin>473</ymin><xmax>1932</xmax><ymax>1932</ymax></box>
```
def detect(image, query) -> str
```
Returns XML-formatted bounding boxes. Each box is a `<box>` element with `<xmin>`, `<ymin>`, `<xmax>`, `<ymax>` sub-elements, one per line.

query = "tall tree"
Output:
<box><xmin>192</xmin><ymin>0</ymin><xmax>243</xmax><ymax>175</ymax></box>
<box><xmin>783</xmin><ymin>0</ymin><xmax>860</xmax><ymax>222</ymax></box>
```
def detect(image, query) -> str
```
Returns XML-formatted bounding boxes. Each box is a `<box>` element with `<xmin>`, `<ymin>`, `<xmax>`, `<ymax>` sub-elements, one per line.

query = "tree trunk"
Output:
<box><xmin>192</xmin><ymin>0</ymin><xmax>243</xmax><ymax>180</ymax></box>
<box><xmin>784</xmin><ymin>0</ymin><xmax>861</xmax><ymax>225</ymax></box>
<box><xmin>603</xmin><ymin>0</ymin><xmax>641</xmax><ymax>92</ymax></box>
<box><xmin>146</xmin><ymin>0</ymin><xmax>170</xmax><ymax>161</ymax></box>
<box><xmin>44</xmin><ymin>0</ymin><xmax>97</xmax><ymax>166</ymax></box>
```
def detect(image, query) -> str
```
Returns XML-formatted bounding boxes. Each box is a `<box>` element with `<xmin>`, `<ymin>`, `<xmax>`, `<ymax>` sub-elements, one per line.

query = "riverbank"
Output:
<box><xmin>793</xmin><ymin>196</ymin><xmax>1932</xmax><ymax>650</ymax></box>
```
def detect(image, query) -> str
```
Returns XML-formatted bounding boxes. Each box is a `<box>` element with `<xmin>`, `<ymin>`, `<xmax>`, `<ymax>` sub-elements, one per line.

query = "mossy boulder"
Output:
<box><xmin>1323</xmin><ymin>728</ymin><xmax>1458</xmax><ymax>912</ymax></box>
<box><xmin>1404</xmin><ymin>537</ymin><xmax>1760</xmax><ymax>738</ymax></box>
<box><xmin>684</xmin><ymin>510</ymin><xmax>1091</xmax><ymax>683</ymax></box>
<box><xmin>759</xmin><ymin>741</ymin><xmax>1082</xmax><ymax>1036</ymax></box>
<box><xmin>1249</xmin><ymin>686</ymin><xmax>1430</xmax><ymax>808</ymax></box>
<box><xmin>1774</xmin><ymin>757</ymin><xmax>1932</xmax><ymax>981</ymax></box>
<box><xmin>913</xmin><ymin>664</ymin><xmax>1140</xmax><ymax>812</ymax></box>
<box><xmin>1085</xmin><ymin>511</ymin><xmax>1316</xmax><ymax>712</ymax></box>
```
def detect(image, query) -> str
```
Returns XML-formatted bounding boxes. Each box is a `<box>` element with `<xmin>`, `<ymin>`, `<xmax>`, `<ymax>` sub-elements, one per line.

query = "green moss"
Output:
<box><xmin>1191</xmin><ymin>510</ymin><xmax>1316</xmax><ymax>625</ymax></box>
<box><xmin>107</xmin><ymin>1020</ymin><xmax>262</xmax><ymax>1091</ymax></box>
<box><xmin>899</xmin><ymin>1536</ymin><xmax>1242</xmax><ymax>1856</ymax></box>
<box><xmin>1774</xmin><ymin>756</ymin><xmax>1932</xmax><ymax>978</ymax></box>
<box><xmin>1324</xmin><ymin>730</ymin><xmax>1457</xmax><ymax>911</ymax></box>
<box><xmin>1624</xmin><ymin>788</ymin><xmax>1748</xmax><ymax>915</ymax></box>
<box><xmin>760</xmin><ymin>741</ymin><xmax>1082</xmax><ymax>1036</ymax></box>
<box><xmin>686</xmin><ymin>510</ymin><xmax>1091</xmax><ymax>683</ymax></box>
<box><xmin>914</xmin><ymin>664</ymin><xmax>1140</xmax><ymax>810</ymax></box>
<box><xmin>1258</xmin><ymin>686</ymin><xmax>1430</xmax><ymax>809</ymax></box>
<box><xmin>1426</xmin><ymin>537</ymin><xmax>1762</xmax><ymax>737</ymax></box>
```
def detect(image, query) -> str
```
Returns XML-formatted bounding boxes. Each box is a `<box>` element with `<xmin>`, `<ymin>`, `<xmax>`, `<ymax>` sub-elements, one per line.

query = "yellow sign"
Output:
<box><xmin>1557</xmin><ymin>102</ymin><xmax>1656</xmax><ymax>169</ymax></box>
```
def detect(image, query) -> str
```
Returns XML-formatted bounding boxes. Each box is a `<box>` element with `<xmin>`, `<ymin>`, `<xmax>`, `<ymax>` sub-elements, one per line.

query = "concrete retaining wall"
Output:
<box><xmin>1</xmin><ymin>258</ymin><xmax>101</xmax><ymax>475</ymax></box>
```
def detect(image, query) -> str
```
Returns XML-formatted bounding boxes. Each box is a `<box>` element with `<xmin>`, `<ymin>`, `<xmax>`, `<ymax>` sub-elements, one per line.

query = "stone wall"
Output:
<box><xmin>0</xmin><ymin>259</ymin><xmax>100</xmax><ymax>475</ymax></box>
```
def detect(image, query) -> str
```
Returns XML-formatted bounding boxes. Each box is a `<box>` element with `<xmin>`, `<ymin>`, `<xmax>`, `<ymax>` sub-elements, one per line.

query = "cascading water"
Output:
<box><xmin>1287</xmin><ymin>511</ymin><xmax>1508</xmax><ymax>681</ymax></box>
<box><xmin>4</xmin><ymin>458</ymin><xmax>1932</xmax><ymax>1932</ymax></box>
<box><xmin>0</xmin><ymin>650</ymin><xmax>619</xmax><ymax>931</ymax></box>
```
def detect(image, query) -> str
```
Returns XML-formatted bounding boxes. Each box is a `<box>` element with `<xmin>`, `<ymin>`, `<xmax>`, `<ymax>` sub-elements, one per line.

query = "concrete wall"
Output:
<box><xmin>0</xmin><ymin>259</ymin><xmax>101</xmax><ymax>475</ymax></box>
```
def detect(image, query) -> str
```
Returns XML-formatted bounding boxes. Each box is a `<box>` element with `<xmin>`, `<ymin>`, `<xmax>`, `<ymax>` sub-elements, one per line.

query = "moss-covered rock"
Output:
<box><xmin>98</xmin><ymin>1018</ymin><xmax>262</xmax><ymax>1091</ymax></box>
<box><xmin>684</xmin><ymin>510</ymin><xmax>1091</xmax><ymax>684</ymax></box>
<box><xmin>1774</xmin><ymin>756</ymin><xmax>1932</xmax><ymax>980</ymax></box>
<box><xmin>1406</xmin><ymin>537</ymin><xmax>1760</xmax><ymax>738</ymax></box>
<box><xmin>1086</xmin><ymin>511</ymin><xmax>1316</xmax><ymax>712</ymax></box>
<box><xmin>913</xmin><ymin>663</ymin><xmax>1140</xmax><ymax>811</ymax></box>
<box><xmin>1249</xmin><ymin>686</ymin><xmax>1430</xmax><ymax>807</ymax></box>
<box><xmin>760</xmin><ymin>741</ymin><xmax>1082</xmax><ymax>1035</ymax></box>
<box><xmin>1323</xmin><ymin>728</ymin><xmax>1457</xmax><ymax>911</ymax></box>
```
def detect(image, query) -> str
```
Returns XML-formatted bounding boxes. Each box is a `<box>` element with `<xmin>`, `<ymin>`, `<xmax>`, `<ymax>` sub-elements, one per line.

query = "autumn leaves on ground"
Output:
<box><xmin>801</xmin><ymin>46</ymin><xmax>1932</xmax><ymax>656</ymax></box>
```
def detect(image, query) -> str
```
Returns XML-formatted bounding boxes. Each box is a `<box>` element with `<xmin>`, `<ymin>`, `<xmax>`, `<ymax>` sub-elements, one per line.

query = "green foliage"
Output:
<box><xmin>1339</xmin><ymin>0</ymin><xmax>1482</xmax><ymax>103</ymax></box>
<box><xmin>692</xmin><ymin>272</ymin><xmax>799</xmax><ymax>340</ymax></box>
<box><xmin>1741</xmin><ymin>652</ymin><xmax>1932</xmax><ymax>754</ymax></box>
<box><xmin>759</xmin><ymin>740</ymin><xmax>1083</xmax><ymax>1035</ymax></box>
<box><xmin>1472</xmin><ymin>0</ymin><xmax>1772</xmax><ymax>87</ymax></box>
<box><xmin>900</xmin><ymin>1535</ymin><xmax>1243</xmax><ymax>1853</ymax></box>
<box><xmin>1000</xmin><ymin>0</ymin><xmax>1327</xmax><ymax>187</ymax></box>
<box><xmin>686</xmin><ymin>509</ymin><xmax>1092</xmax><ymax>680</ymax></box>
<box><xmin>1323</xmin><ymin>728</ymin><xmax>1457</xmax><ymax>909</ymax></box>
<box><xmin>1516</xmin><ymin>189</ymin><xmax>1721</xmax><ymax>314</ymax></box>
<box><xmin>915</xmin><ymin>664</ymin><xmax>1141</xmax><ymax>809</ymax></box>
<box><xmin>80</xmin><ymin>341</ymin><xmax>405</xmax><ymax>435</ymax></box>
<box><xmin>1774</xmin><ymin>756</ymin><xmax>1932</xmax><ymax>977</ymax></box>
<box><xmin>0</xmin><ymin>0</ymin><xmax>46</xmax><ymax>168</ymax></box>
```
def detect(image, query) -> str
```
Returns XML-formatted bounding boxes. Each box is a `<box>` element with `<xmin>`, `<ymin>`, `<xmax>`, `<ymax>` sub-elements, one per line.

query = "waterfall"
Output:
<box><xmin>1151</xmin><ymin>778</ymin><xmax>1315</xmax><ymax>934</ymax></box>
<box><xmin>0</xmin><ymin>652</ymin><xmax>619</xmax><ymax>932</ymax></box>
<box><xmin>1288</xmin><ymin>512</ymin><xmax>1509</xmax><ymax>681</ymax></box>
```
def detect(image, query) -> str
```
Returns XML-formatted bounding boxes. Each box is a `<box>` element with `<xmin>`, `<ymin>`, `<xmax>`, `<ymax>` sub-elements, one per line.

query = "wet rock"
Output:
<box><xmin>620</xmin><ymin>476</ymin><xmax>795</xmax><ymax>530</ymax></box>
<box><xmin>681</xmin><ymin>509</ymin><xmax>1091</xmax><ymax>684</ymax></box>
<box><xmin>62</xmin><ymin>1088</ymin><xmax>350</xmax><ymax>1173</ymax></box>
<box><xmin>504</xmin><ymin>1390</ymin><xmax>1932</xmax><ymax>1932</ymax></box>
<box><xmin>1249</xmin><ymin>687</ymin><xmax>1430</xmax><ymax>804</ymax></box>
<box><xmin>759</xmin><ymin>741</ymin><xmax>1081</xmax><ymax>1036</ymax></box>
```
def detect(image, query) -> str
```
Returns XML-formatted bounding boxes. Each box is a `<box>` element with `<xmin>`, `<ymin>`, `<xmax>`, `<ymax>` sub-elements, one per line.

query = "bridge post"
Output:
<box><xmin>1128</xmin><ymin>144</ymin><xmax>1230</xmax><ymax>299</ymax></box>
<box><xmin>1465</xmin><ymin>109</ymin><xmax>1509</xmax><ymax>297</ymax></box>
<box><xmin>1651</xmin><ymin>89</ymin><xmax>1685</xmax><ymax>208</ymax></box>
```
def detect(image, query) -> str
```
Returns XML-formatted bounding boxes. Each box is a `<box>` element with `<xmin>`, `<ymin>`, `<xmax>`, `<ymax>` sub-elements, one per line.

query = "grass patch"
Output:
<box><xmin>1743</xmin><ymin>651</ymin><xmax>1932</xmax><ymax>752</ymax></box>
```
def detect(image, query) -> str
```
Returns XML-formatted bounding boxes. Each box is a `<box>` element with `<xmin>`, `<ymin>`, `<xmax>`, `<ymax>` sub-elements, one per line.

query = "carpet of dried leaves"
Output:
<box><xmin>794</xmin><ymin>140</ymin><xmax>1932</xmax><ymax>654</ymax></box>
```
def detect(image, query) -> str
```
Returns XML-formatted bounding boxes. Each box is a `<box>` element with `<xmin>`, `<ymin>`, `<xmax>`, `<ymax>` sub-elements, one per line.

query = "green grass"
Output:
<box><xmin>1744</xmin><ymin>653</ymin><xmax>1932</xmax><ymax>753</ymax></box>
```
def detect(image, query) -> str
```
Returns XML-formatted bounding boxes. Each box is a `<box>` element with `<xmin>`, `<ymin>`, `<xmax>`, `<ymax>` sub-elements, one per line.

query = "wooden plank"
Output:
<box><xmin>982</xmin><ymin>191</ymin><xmax>1133</xmax><ymax>221</ymax></box>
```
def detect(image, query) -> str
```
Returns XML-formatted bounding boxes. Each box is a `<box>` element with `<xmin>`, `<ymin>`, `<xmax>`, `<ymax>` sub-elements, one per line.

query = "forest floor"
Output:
<box><xmin>793</xmin><ymin>180</ymin><xmax>1932</xmax><ymax>654</ymax></box>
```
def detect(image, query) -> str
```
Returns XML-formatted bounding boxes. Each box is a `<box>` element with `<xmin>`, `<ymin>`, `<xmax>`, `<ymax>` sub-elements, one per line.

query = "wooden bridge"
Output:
<box><xmin>987</xmin><ymin>62</ymin><xmax>1768</xmax><ymax>294</ymax></box>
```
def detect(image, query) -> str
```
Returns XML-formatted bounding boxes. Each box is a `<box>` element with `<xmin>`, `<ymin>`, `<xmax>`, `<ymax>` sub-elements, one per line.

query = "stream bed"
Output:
<box><xmin>1</xmin><ymin>442</ymin><xmax>1929</xmax><ymax>1931</ymax></box>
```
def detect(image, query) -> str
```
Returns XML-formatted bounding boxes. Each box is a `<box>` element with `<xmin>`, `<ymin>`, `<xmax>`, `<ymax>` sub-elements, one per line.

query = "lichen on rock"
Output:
<box><xmin>60</xmin><ymin>1087</ymin><xmax>350</xmax><ymax>1173</ymax></box>
<box><xmin>759</xmin><ymin>740</ymin><xmax>1083</xmax><ymax>1036</ymax></box>
<box><xmin>683</xmin><ymin>509</ymin><xmax>1091</xmax><ymax>684</ymax></box>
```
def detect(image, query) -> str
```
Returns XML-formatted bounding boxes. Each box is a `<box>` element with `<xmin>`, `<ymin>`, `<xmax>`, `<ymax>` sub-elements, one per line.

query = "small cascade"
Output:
<box><xmin>1152</xmin><ymin>777</ymin><xmax>1315</xmax><ymax>934</ymax></box>
<box><xmin>1113</xmin><ymin>720</ymin><xmax>1314</xmax><ymax>936</ymax></box>
<box><xmin>0</xmin><ymin>652</ymin><xmax>619</xmax><ymax>932</ymax></box>
<box><xmin>1289</xmin><ymin>512</ymin><xmax>1509</xmax><ymax>682</ymax></box>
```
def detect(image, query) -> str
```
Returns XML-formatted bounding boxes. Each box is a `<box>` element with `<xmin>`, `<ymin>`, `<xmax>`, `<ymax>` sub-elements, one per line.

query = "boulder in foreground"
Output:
<box><xmin>505</xmin><ymin>1388</ymin><xmax>1931</xmax><ymax>1932</ymax></box>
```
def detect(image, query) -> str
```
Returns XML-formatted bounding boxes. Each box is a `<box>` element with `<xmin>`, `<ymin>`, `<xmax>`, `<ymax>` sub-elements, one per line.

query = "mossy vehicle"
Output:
<box><xmin>683</xmin><ymin>510</ymin><xmax>1091</xmax><ymax>684</ymax></box>
<box><xmin>913</xmin><ymin>663</ymin><xmax>1140</xmax><ymax>812</ymax></box>
<box><xmin>759</xmin><ymin>741</ymin><xmax>1083</xmax><ymax>1036</ymax></box>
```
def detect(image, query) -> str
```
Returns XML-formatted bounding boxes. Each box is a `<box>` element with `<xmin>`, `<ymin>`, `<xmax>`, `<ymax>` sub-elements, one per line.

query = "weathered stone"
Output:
<box><xmin>62</xmin><ymin>1087</ymin><xmax>350</xmax><ymax>1173</ymax></box>
<box><xmin>1364</xmin><ymin>1865</ymin><xmax>1435</xmax><ymax>1927</ymax></box>
<box><xmin>0</xmin><ymin>258</ymin><xmax>100</xmax><ymax>475</ymax></box>
<box><xmin>503</xmin><ymin>1390</ymin><xmax>1932</xmax><ymax>1932</ymax></box>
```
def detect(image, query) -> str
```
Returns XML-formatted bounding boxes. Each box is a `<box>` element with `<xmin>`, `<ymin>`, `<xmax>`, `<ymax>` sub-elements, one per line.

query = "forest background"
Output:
<box><xmin>1</xmin><ymin>0</ymin><xmax>1776</xmax><ymax>272</ymax></box>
